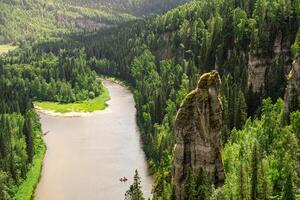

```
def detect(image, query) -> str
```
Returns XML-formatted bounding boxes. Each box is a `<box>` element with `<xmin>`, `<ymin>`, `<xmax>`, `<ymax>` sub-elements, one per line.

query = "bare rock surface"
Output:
<box><xmin>285</xmin><ymin>57</ymin><xmax>300</xmax><ymax>113</ymax></box>
<box><xmin>248</xmin><ymin>32</ymin><xmax>292</xmax><ymax>93</ymax></box>
<box><xmin>172</xmin><ymin>70</ymin><xmax>225</xmax><ymax>199</ymax></box>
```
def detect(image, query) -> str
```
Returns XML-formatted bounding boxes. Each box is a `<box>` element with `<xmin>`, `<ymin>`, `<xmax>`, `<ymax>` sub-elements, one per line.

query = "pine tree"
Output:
<box><xmin>282</xmin><ymin>169</ymin><xmax>295</xmax><ymax>200</ymax></box>
<box><xmin>251</xmin><ymin>142</ymin><xmax>258</xmax><ymax>200</ymax></box>
<box><xmin>23</xmin><ymin>111</ymin><xmax>34</xmax><ymax>163</ymax></box>
<box><xmin>125</xmin><ymin>170</ymin><xmax>145</xmax><ymax>200</ymax></box>
<box><xmin>236</xmin><ymin>89</ymin><xmax>247</xmax><ymax>129</ymax></box>
<box><xmin>194</xmin><ymin>168</ymin><xmax>212</xmax><ymax>200</ymax></box>
<box><xmin>183</xmin><ymin>169</ymin><xmax>194</xmax><ymax>200</ymax></box>
<box><xmin>238</xmin><ymin>145</ymin><xmax>246</xmax><ymax>200</ymax></box>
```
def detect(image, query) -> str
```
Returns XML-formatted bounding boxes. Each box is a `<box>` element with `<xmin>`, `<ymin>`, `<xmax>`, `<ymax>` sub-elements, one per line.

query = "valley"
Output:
<box><xmin>34</xmin><ymin>80</ymin><xmax>152</xmax><ymax>199</ymax></box>
<box><xmin>0</xmin><ymin>0</ymin><xmax>300</xmax><ymax>199</ymax></box>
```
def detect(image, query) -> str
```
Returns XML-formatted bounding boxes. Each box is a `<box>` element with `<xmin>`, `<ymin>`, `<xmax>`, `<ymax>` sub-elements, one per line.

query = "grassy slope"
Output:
<box><xmin>35</xmin><ymin>86</ymin><xmax>110</xmax><ymax>113</ymax></box>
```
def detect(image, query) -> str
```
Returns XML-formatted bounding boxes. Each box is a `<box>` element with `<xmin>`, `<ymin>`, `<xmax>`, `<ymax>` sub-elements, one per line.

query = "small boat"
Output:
<box><xmin>43</xmin><ymin>131</ymin><xmax>50</xmax><ymax>136</ymax></box>
<box><xmin>119</xmin><ymin>177</ymin><xmax>128</xmax><ymax>182</ymax></box>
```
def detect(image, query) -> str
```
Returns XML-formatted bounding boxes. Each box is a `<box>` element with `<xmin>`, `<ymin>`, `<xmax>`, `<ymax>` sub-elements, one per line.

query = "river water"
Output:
<box><xmin>34</xmin><ymin>80</ymin><xmax>153</xmax><ymax>200</ymax></box>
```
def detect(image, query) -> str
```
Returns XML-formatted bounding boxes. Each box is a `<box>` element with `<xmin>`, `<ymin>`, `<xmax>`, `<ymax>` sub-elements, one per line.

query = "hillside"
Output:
<box><xmin>62</xmin><ymin>0</ymin><xmax>190</xmax><ymax>16</ymax></box>
<box><xmin>0</xmin><ymin>0</ymin><xmax>190</xmax><ymax>44</ymax></box>
<box><xmin>0</xmin><ymin>0</ymin><xmax>137</xmax><ymax>44</ymax></box>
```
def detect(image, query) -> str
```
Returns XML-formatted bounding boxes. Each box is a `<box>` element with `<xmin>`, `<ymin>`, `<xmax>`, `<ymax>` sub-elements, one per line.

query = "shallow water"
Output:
<box><xmin>34</xmin><ymin>80</ymin><xmax>153</xmax><ymax>200</ymax></box>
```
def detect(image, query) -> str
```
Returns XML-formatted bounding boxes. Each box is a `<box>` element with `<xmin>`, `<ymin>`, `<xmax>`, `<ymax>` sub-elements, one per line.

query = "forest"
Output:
<box><xmin>37</xmin><ymin>0</ymin><xmax>300</xmax><ymax>199</ymax></box>
<box><xmin>1</xmin><ymin>0</ymin><xmax>300</xmax><ymax>199</ymax></box>
<box><xmin>0</xmin><ymin>46</ymin><xmax>105</xmax><ymax>199</ymax></box>
<box><xmin>0</xmin><ymin>0</ymin><xmax>189</xmax><ymax>44</ymax></box>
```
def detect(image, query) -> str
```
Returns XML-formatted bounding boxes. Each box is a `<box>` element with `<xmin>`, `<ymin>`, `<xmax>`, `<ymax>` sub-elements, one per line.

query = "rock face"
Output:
<box><xmin>284</xmin><ymin>56</ymin><xmax>300</xmax><ymax>114</ymax></box>
<box><xmin>172</xmin><ymin>70</ymin><xmax>225</xmax><ymax>199</ymax></box>
<box><xmin>284</xmin><ymin>56</ymin><xmax>300</xmax><ymax>187</ymax></box>
<box><xmin>248</xmin><ymin>32</ymin><xmax>292</xmax><ymax>93</ymax></box>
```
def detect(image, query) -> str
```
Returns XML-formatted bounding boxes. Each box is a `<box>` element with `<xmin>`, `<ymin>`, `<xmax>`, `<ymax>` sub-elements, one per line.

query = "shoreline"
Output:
<box><xmin>34</xmin><ymin>105</ymin><xmax>110</xmax><ymax>117</ymax></box>
<box><xmin>34</xmin><ymin>75</ymin><xmax>153</xmax><ymax>199</ymax></box>
<box><xmin>34</xmin><ymin>79</ymin><xmax>111</xmax><ymax>117</ymax></box>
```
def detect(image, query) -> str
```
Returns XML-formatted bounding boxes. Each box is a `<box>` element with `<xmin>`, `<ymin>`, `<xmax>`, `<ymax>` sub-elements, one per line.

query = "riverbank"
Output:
<box><xmin>14</xmin><ymin>132</ymin><xmax>46</xmax><ymax>200</ymax></box>
<box><xmin>34</xmin><ymin>79</ymin><xmax>153</xmax><ymax>199</ymax></box>
<box><xmin>34</xmin><ymin>85</ymin><xmax>110</xmax><ymax>117</ymax></box>
<box><xmin>99</xmin><ymin>76</ymin><xmax>130</xmax><ymax>89</ymax></box>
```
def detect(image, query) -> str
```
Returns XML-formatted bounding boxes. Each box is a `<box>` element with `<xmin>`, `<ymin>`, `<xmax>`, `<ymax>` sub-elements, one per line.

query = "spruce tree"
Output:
<box><xmin>125</xmin><ymin>170</ymin><xmax>145</xmax><ymax>200</ymax></box>
<box><xmin>251</xmin><ymin>142</ymin><xmax>258</xmax><ymax>200</ymax></box>
<box><xmin>282</xmin><ymin>169</ymin><xmax>295</xmax><ymax>200</ymax></box>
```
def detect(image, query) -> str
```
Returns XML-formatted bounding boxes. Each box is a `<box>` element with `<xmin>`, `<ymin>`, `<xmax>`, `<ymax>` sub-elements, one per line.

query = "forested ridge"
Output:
<box><xmin>0</xmin><ymin>0</ymin><xmax>137</xmax><ymax>44</ymax></box>
<box><xmin>0</xmin><ymin>0</ymin><xmax>190</xmax><ymax>44</ymax></box>
<box><xmin>33</xmin><ymin>0</ymin><xmax>300</xmax><ymax>199</ymax></box>
<box><xmin>62</xmin><ymin>0</ymin><xmax>190</xmax><ymax>16</ymax></box>
<box><xmin>1</xmin><ymin>0</ymin><xmax>300</xmax><ymax>199</ymax></box>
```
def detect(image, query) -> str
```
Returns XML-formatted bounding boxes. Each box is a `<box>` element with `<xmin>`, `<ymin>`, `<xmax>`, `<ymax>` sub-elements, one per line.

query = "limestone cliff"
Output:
<box><xmin>172</xmin><ymin>70</ymin><xmax>225</xmax><ymax>199</ymax></box>
<box><xmin>284</xmin><ymin>56</ymin><xmax>300</xmax><ymax>114</ymax></box>
<box><xmin>248</xmin><ymin>32</ymin><xmax>292</xmax><ymax>93</ymax></box>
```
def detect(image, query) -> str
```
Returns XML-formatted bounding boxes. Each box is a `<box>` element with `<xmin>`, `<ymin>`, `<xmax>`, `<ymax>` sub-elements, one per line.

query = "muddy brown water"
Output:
<box><xmin>34</xmin><ymin>80</ymin><xmax>153</xmax><ymax>200</ymax></box>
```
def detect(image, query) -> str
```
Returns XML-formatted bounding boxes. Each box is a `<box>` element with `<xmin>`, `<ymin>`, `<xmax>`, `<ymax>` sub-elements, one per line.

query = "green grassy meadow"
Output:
<box><xmin>35</xmin><ymin>86</ymin><xmax>110</xmax><ymax>113</ymax></box>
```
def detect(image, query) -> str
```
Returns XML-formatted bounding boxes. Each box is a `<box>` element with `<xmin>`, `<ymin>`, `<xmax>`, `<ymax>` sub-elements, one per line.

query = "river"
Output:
<box><xmin>34</xmin><ymin>80</ymin><xmax>153</xmax><ymax>200</ymax></box>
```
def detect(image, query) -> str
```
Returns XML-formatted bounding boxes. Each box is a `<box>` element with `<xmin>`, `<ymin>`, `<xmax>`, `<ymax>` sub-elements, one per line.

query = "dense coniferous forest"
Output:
<box><xmin>1</xmin><ymin>0</ymin><xmax>300</xmax><ymax>199</ymax></box>
<box><xmin>34</xmin><ymin>0</ymin><xmax>300</xmax><ymax>198</ymax></box>
<box><xmin>0</xmin><ymin>61</ymin><xmax>44</xmax><ymax>199</ymax></box>
<box><xmin>3</xmin><ymin>48</ymin><xmax>102</xmax><ymax>103</ymax></box>
<box><xmin>0</xmin><ymin>46</ymin><xmax>105</xmax><ymax>198</ymax></box>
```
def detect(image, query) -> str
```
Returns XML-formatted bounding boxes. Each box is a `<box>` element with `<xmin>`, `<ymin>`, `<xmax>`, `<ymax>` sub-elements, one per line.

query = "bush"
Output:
<box><xmin>89</xmin><ymin>91</ymin><xmax>95</xmax><ymax>99</ymax></box>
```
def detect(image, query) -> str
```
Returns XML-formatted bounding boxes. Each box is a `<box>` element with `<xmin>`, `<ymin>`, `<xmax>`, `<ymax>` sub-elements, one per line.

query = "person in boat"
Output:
<box><xmin>119</xmin><ymin>177</ymin><xmax>128</xmax><ymax>182</ymax></box>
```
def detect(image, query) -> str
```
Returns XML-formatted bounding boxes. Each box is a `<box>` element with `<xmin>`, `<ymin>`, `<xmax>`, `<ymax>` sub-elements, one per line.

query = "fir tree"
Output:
<box><xmin>125</xmin><ymin>170</ymin><xmax>145</xmax><ymax>200</ymax></box>
<box><xmin>282</xmin><ymin>169</ymin><xmax>295</xmax><ymax>200</ymax></box>
<box><xmin>251</xmin><ymin>142</ymin><xmax>258</xmax><ymax>200</ymax></box>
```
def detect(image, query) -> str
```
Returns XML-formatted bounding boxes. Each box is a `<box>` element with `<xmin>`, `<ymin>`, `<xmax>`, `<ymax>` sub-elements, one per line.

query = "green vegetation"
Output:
<box><xmin>35</xmin><ymin>86</ymin><xmax>110</xmax><ymax>113</ymax></box>
<box><xmin>14</xmin><ymin>136</ymin><xmax>45</xmax><ymax>200</ymax></box>
<box><xmin>0</xmin><ymin>0</ymin><xmax>189</xmax><ymax>44</ymax></box>
<box><xmin>0</xmin><ymin>110</ymin><xmax>44</xmax><ymax>199</ymax></box>
<box><xmin>0</xmin><ymin>44</ymin><xmax>17</xmax><ymax>55</ymax></box>
<box><xmin>0</xmin><ymin>0</ymin><xmax>136</xmax><ymax>44</ymax></box>
<box><xmin>125</xmin><ymin>170</ymin><xmax>145</xmax><ymax>200</ymax></box>
<box><xmin>183</xmin><ymin>168</ymin><xmax>212</xmax><ymax>200</ymax></box>
<box><xmin>0</xmin><ymin>38</ymin><xmax>107</xmax><ymax>200</ymax></box>
<box><xmin>36</xmin><ymin>0</ymin><xmax>298</xmax><ymax>199</ymax></box>
<box><xmin>63</xmin><ymin>0</ymin><xmax>190</xmax><ymax>16</ymax></box>
<box><xmin>1</xmin><ymin>0</ymin><xmax>300</xmax><ymax>199</ymax></box>
<box><xmin>2</xmin><ymin>48</ymin><xmax>104</xmax><ymax>104</ymax></box>
<box><xmin>221</xmin><ymin>99</ymin><xmax>299</xmax><ymax>199</ymax></box>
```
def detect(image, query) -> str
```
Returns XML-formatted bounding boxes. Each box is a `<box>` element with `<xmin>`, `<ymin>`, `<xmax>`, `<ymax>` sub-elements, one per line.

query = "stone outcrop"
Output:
<box><xmin>284</xmin><ymin>56</ymin><xmax>300</xmax><ymax>187</ymax></box>
<box><xmin>172</xmin><ymin>70</ymin><xmax>225</xmax><ymax>199</ymax></box>
<box><xmin>284</xmin><ymin>56</ymin><xmax>300</xmax><ymax>114</ymax></box>
<box><xmin>248</xmin><ymin>32</ymin><xmax>292</xmax><ymax>93</ymax></box>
